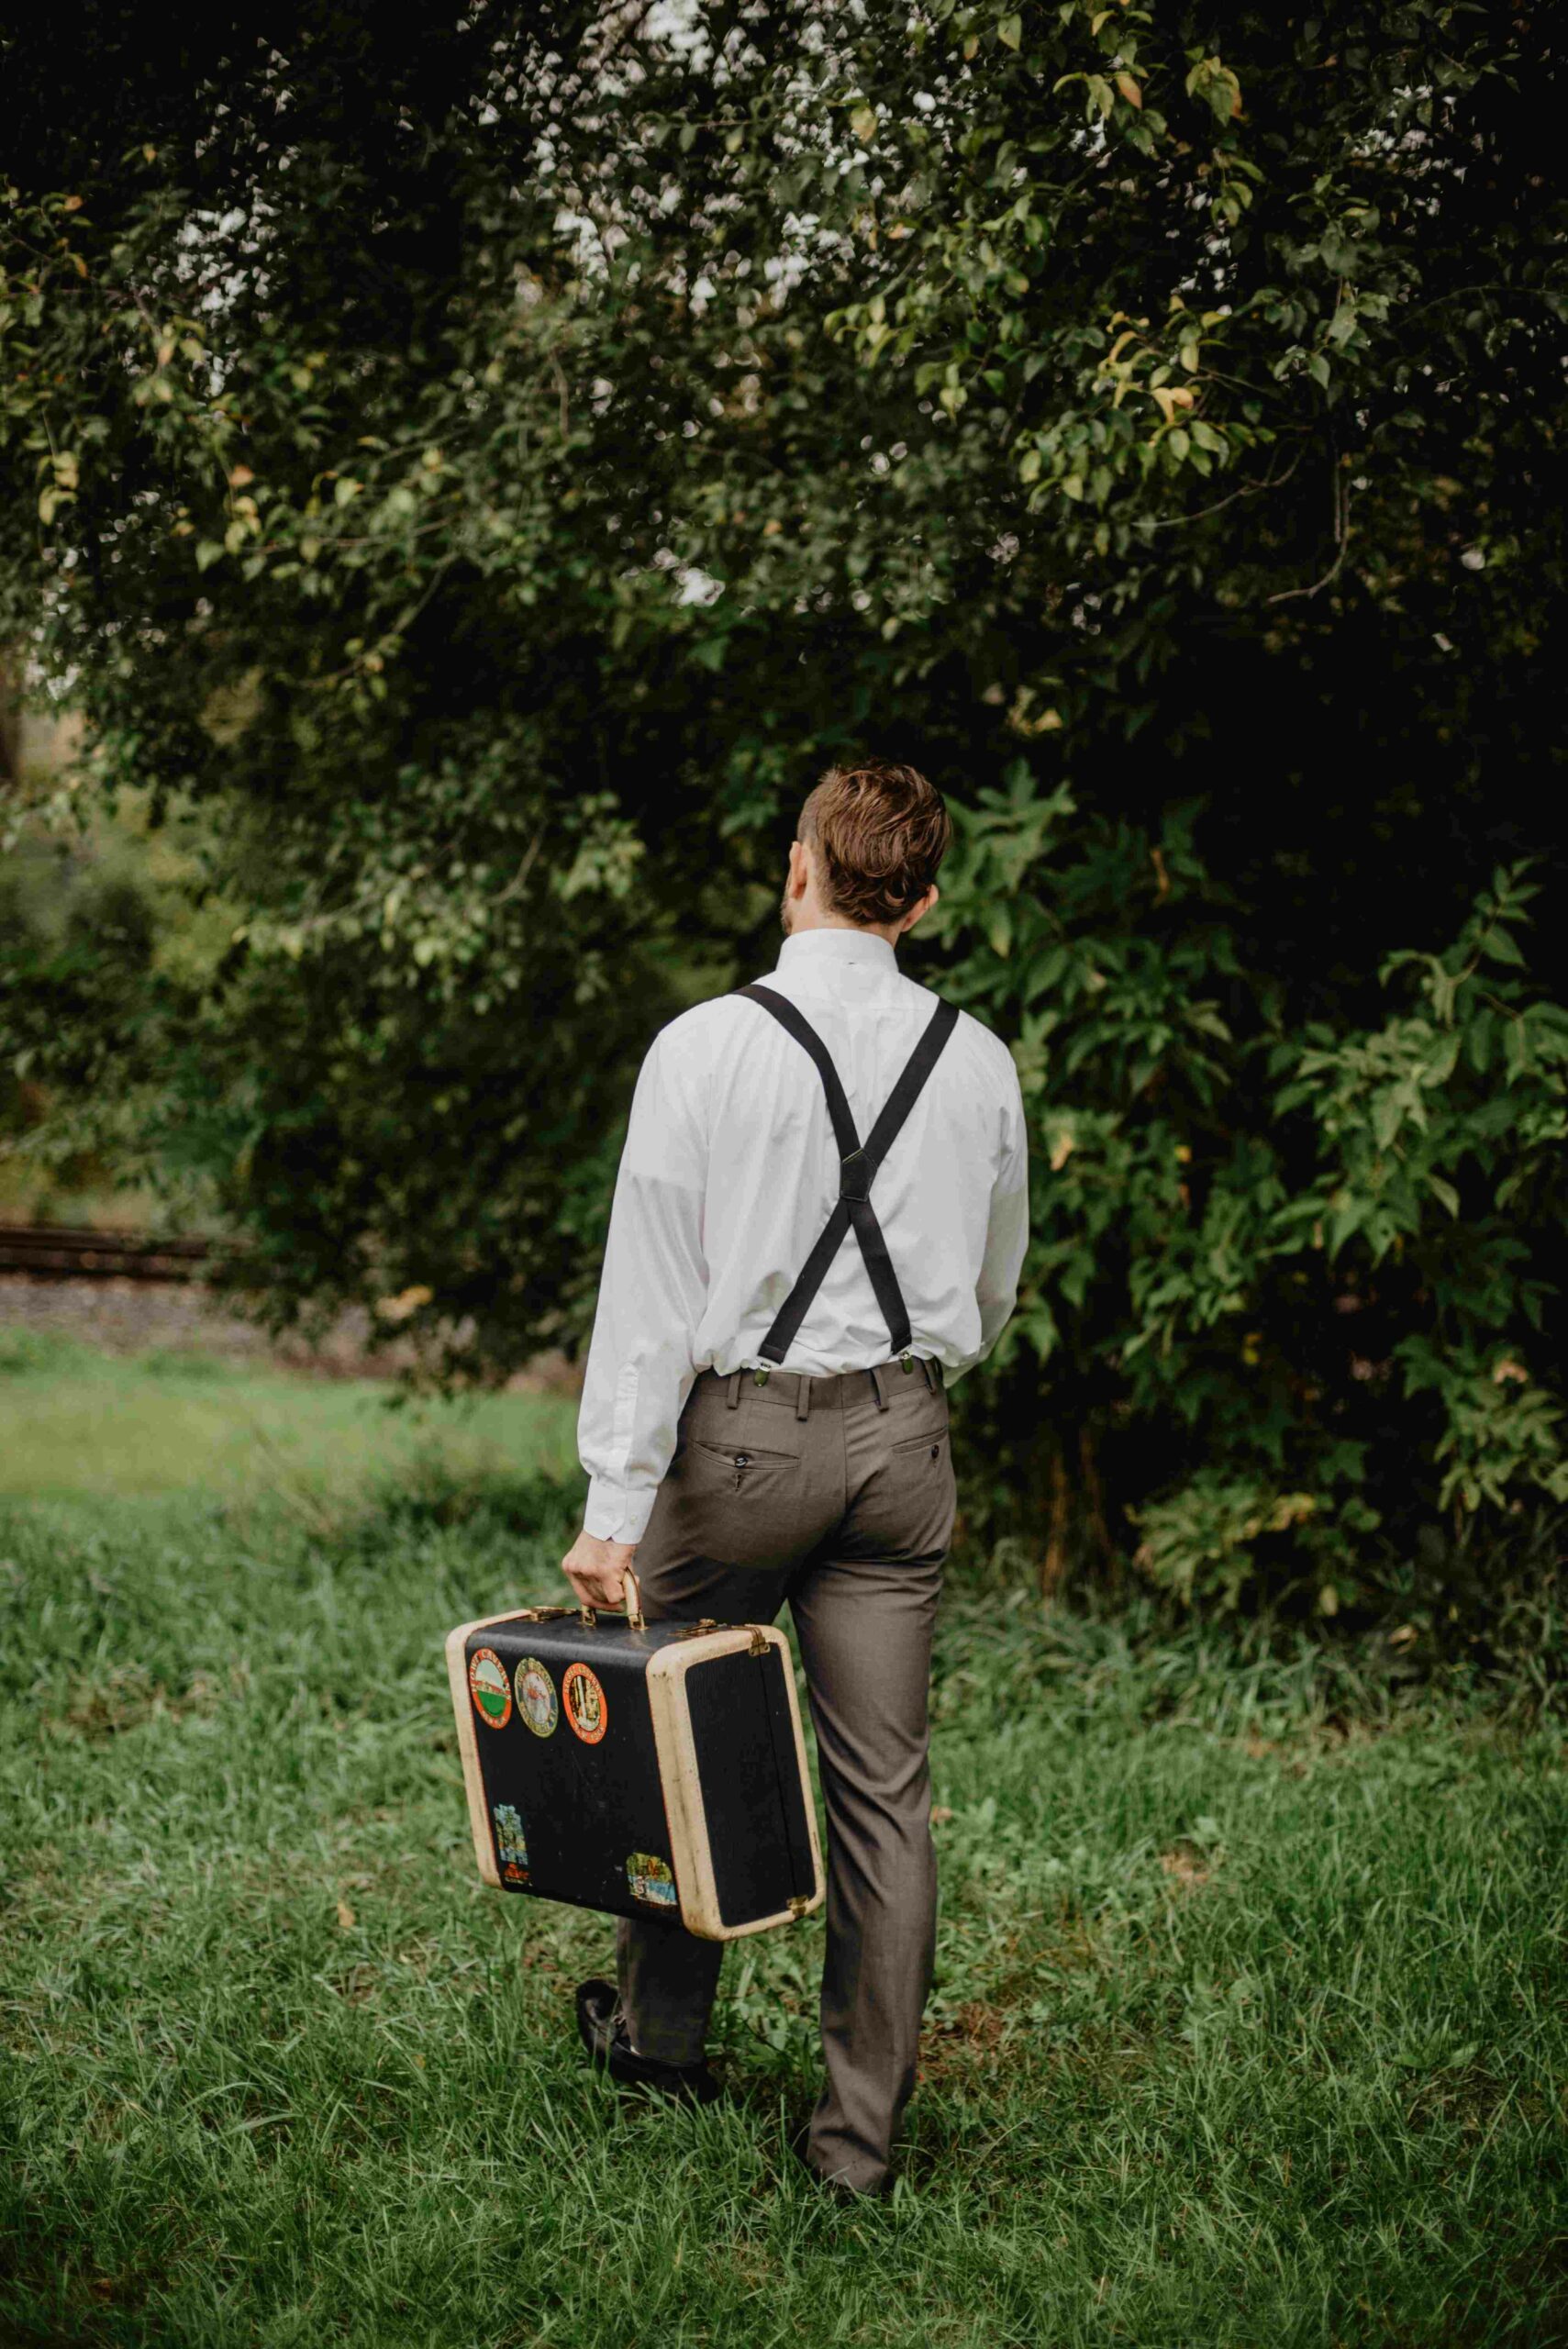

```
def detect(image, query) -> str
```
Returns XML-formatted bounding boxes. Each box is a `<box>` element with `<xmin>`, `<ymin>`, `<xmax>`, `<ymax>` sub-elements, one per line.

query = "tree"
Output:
<box><xmin>2</xmin><ymin>4</ymin><xmax>1564</xmax><ymax>1600</ymax></box>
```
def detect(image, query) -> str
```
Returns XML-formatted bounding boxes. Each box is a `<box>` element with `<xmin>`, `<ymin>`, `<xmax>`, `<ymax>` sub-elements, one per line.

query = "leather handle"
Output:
<box><xmin>577</xmin><ymin>1566</ymin><xmax>644</xmax><ymax>1632</ymax></box>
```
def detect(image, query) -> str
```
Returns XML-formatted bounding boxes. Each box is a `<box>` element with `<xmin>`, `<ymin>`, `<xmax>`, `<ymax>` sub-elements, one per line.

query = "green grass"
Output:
<box><xmin>0</xmin><ymin>1176</ymin><xmax>174</xmax><ymax>1230</ymax></box>
<box><xmin>2</xmin><ymin>1350</ymin><xmax>1565</xmax><ymax>2345</ymax></box>
<box><xmin>0</xmin><ymin>1327</ymin><xmax>578</xmax><ymax>1508</ymax></box>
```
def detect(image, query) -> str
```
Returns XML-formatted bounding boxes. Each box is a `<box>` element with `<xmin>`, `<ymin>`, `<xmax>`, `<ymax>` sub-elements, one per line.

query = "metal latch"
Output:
<box><xmin>748</xmin><ymin>1627</ymin><xmax>770</xmax><ymax>1656</ymax></box>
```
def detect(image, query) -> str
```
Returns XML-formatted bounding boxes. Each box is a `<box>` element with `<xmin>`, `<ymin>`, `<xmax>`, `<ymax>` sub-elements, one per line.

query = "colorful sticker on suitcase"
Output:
<box><xmin>514</xmin><ymin>1655</ymin><xmax>558</xmax><ymax>1739</ymax></box>
<box><xmin>562</xmin><ymin>1661</ymin><xmax>607</xmax><ymax>1744</ymax></box>
<box><xmin>492</xmin><ymin>1802</ymin><xmax>528</xmax><ymax>1881</ymax></box>
<box><xmin>468</xmin><ymin>1646</ymin><xmax>512</xmax><ymax>1730</ymax></box>
<box><xmin>627</xmin><ymin>1853</ymin><xmax>677</xmax><ymax>1910</ymax></box>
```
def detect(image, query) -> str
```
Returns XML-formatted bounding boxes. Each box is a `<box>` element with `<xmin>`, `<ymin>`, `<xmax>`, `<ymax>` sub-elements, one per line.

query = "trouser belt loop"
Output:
<box><xmin>795</xmin><ymin>1372</ymin><xmax>811</xmax><ymax>1421</ymax></box>
<box><xmin>921</xmin><ymin>1355</ymin><xmax>938</xmax><ymax>1393</ymax></box>
<box><xmin>725</xmin><ymin>1370</ymin><xmax>742</xmax><ymax>1410</ymax></box>
<box><xmin>867</xmin><ymin>1363</ymin><xmax>887</xmax><ymax>1412</ymax></box>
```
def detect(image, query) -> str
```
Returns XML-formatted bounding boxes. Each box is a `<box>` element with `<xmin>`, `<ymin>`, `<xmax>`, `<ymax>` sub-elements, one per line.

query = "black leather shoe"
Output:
<box><xmin>575</xmin><ymin>1978</ymin><xmax>722</xmax><ymax>2107</ymax></box>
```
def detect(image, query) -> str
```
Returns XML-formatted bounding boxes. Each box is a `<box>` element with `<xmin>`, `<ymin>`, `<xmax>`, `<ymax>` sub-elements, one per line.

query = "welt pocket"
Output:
<box><xmin>690</xmin><ymin>1435</ymin><xmax>801</xmax><ymax>1467</ymax></box>
<box><xmin>889</xmin><ymin>1422</ymin><xmax>949</xmax><ymax>1457</ymax></box>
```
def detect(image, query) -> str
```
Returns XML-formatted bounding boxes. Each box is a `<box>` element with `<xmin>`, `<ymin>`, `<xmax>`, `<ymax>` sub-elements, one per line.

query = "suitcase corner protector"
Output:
<box><xmin>680</xmin><ymin>1884</ymin><xmax>825</xmax><ymax>1941</ymax></box>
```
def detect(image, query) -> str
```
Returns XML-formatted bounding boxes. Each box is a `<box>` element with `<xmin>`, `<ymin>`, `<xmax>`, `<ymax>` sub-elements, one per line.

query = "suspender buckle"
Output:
<box><xmin>839</xmin><ymin>1147</ymin><xmax>872</xmax><ymax>1202</ymax></box>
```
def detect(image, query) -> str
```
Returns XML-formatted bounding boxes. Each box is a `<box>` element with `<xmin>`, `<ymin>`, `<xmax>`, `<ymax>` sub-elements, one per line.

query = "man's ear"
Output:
<box><xmin>898</xmin><ymin>884</ymin><xmax>939</xmax><ymax>937</ymax></box>
<box><xmin>787</xmin><ymin>838</ymin><xmax>811</xmax><ymax>896</ymax></box>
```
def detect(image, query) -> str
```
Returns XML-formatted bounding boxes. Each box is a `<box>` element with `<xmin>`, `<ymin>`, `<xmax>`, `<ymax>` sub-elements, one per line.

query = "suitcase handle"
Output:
<box><xmin>577</xmin><ymin>1566</ymin><xmax>645</xmax><ymax>1632</ymax></box>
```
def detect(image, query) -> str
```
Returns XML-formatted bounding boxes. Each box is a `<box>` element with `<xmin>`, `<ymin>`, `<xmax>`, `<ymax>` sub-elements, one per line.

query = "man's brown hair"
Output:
<box><xmin>797</xmin><ymin>759</ymin><xmax>952</xmax><ymax>929</ymax></box>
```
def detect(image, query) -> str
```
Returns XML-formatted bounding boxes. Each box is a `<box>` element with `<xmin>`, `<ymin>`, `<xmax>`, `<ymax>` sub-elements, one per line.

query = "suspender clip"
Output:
<box><xmin>839</xmin><ymin>1148</ymin><xmax>872</xmax><ymax>1202</ymax></box>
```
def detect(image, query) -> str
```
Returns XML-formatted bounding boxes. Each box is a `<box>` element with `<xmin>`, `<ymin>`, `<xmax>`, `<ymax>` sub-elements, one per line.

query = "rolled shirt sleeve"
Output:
<box><xmin>577</xmin><ymin>1022</ymin><xmax>709</xmax><ymax>1542</ymax></box>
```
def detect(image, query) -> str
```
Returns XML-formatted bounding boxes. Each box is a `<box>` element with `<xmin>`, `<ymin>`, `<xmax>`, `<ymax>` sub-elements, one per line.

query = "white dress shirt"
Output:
<box><xmin>577</xmin><ymin>927</ymin><xmax>1030</xmax><ymax>1542</ymax></box>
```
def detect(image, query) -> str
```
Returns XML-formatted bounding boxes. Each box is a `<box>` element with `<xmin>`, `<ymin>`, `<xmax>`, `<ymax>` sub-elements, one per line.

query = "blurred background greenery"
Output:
<box><xmin>2</xmin><ymin>3</ymin><xmax>1565</xmax><ymax>1645</ymax></box>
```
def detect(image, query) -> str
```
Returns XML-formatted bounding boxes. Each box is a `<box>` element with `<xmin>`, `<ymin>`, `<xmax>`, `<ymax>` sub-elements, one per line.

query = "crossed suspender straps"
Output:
<box><xmin>734</xmin><ymin>983</ymin><xmax>961</xmax><ymax>1364</ymax></box>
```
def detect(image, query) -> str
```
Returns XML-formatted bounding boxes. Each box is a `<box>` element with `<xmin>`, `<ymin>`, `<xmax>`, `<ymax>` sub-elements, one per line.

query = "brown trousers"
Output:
<box><xmin>617</xmin><ymin>1357</ymin><xmax>957</xmax><ymax>2193</ymax></box>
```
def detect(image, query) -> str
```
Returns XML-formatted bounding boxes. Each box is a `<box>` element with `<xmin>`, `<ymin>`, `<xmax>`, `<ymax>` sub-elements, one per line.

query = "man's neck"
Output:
<box><xmin>786</xmin><ymin>918</ymin><xmax>900</xmax><ymax>950</ymax></box>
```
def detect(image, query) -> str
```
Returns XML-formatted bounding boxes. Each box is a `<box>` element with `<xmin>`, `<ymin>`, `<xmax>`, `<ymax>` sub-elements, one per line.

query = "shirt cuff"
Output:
<box><xmin>584</xmin><ymin>1477</ymin><xmax>658</xmax><ymax>1544</ymax></box>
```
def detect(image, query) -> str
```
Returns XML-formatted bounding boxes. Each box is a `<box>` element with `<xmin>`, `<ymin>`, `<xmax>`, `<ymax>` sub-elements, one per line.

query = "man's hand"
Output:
<box><xmin>561</xmin><ymin>1528</ymin><xmax>639</xmax><ymax>1612</ymax></box>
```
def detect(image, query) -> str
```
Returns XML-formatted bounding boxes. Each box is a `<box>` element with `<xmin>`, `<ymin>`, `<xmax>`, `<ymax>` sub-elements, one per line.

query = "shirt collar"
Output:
<box><xmin>774</xmin><ymin>927</ymin><xmax>899</xmax><ymax>980</ymax></box>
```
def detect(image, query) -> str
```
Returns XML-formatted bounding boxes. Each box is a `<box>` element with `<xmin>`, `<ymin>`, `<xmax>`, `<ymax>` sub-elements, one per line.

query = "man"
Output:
<box><xmin>561</xmin><ymin>756</ymin><xmax>1029</xmax><ymax>2197</ymax></box>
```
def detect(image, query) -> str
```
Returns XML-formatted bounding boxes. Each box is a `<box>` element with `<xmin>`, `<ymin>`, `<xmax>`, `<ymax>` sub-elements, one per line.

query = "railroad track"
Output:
<box><xmin>0</xmin><ymin>1222</ymin><xmax>211</xmax><ymax>1283</ymax></box>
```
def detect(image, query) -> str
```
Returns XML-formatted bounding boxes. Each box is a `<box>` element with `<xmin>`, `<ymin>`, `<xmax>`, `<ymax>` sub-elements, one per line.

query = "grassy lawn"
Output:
<box><xmin>0</xmin><ymin>1327</ymin><xmax>578</xmax><ymax>1508</ymax></box>
<box><xmin>3</xmin><ymin>1340</ymin><xmax>1564</xmax><ymax>2345</ymax></box>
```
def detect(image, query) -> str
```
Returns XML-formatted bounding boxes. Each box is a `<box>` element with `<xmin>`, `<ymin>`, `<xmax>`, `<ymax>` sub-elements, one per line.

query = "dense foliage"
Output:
<box><xmin>3</xmin><ymin>4</ymin><xmax>1565</xmax><ymax>1603</ymax></box>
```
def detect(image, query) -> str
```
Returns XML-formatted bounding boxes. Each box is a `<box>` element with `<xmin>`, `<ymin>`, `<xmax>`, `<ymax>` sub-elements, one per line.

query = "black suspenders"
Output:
<box><xmin>734</xmin><ymin>983</ymin><xmax>961</xmax><ymax>1366</ymax></box>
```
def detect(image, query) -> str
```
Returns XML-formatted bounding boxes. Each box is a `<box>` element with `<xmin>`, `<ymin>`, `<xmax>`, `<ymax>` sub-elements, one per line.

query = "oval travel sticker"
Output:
<box><xmin>562</xmin><ymin>1661</ymin><xmax>607</xmax><ymax>1745</ymax></box>
<box><xmin>626</xmin><ymin>1853</ymin><xmax>677</xmax><ymax>1911</ymax></box>
<box><xmin>468</xmin><ymin>1646</ymin><xmax>512</xmax><ymax>1731</ymax></box>
<box><xmin>514</xmin><ymin>1655</ymin><xmax>558</xmax><ymax>1739</ymax></box>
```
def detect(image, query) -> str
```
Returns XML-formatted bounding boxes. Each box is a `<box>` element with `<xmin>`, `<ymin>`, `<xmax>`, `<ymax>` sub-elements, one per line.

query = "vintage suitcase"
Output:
<box><xmin>446</xmin><ymin>1575</ymin><xmax>824</xmax><ymax>1941</ymax></box>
